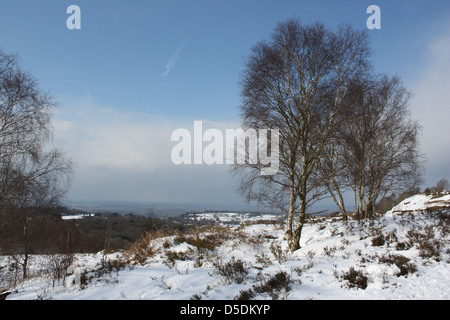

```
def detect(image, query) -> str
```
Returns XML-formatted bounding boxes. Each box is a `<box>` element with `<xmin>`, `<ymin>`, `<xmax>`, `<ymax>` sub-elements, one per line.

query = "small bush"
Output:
<box><xmin>418</xmin><ymin>240</ymin><xmax>441</xmax><ymax>261</ymax></box>
<box><xmin>253</xmin><ymin>271</ymin><xmax>292</xmax><ymax>299</ymax></box>
<box><xmin>215</xmin><ymin>257</ymin><xmax>248</xmax><ymax>284</ymax></box>
<box><xmin>45</xmin><ymin>253</ymin><xmax>74</xmax><ymax>287</ymax></box>
<box><xmin>270</xmin><ymin>242</ymin><xmax>289</xmax><ymax>263</ymax></box>
<box><xmin>125</xmin><ymin>230</ymin><xmax>168</xmax><ymax>264</ymax></box>
<box><xmin>323</xmin><ymin>246</ymin><xmax>337</xmax><ymax>257</ymax></box>
<box><xmin>235</xmin><ymin>271</ymin><xmax>292</xmax><ymax>300</ymax></box>
<box><xmin>173</xmin><ymin>235</ymin><xmax>187</xmax><ymax>245</ymax></box>
<box><xmin>342</xmin><ymin>267</ymin><xmax>368</xmax><ymax>290</ymax></box>
<box><xmin>255</xmin><ymin>252</ymin><xmax>272</xmax><ymax>268</ymax></box>
<box><xmin>385</xmin><ymin>230</ymin><xmax>398</xmax><ymax>247</ymax></box>
<box><xmin>395</xmin><ymin>241</ymin><xmax>413</xmax><ymax>251</ymax></box>
<box><xmin>235</xmin><ymin>288</ymin><xmax>255</xmax><ymax>300</ymax></box>
<box><xmin>100</xmin><ymin>256</ymin><xmax>128</xmax><ymax>274</ymax></box>
<box><xmin>371</xmin><ymin>233</ymin><xmax>385</xmax><ymax>246</ymax></box>
<box><xmin>186</xmin><ymin>235</ymin><xmax>216</xmax><ymax>251</ymax></box>
<box><xmin>77</xmin><ymin>256</ymin><xmax>127</xmax><ymax>289</ymax></box>
<box><xmin>379</xmin><ymin>254</ymin><xmax>417</xmax><ymax>277</ymax></box>
<box><xmin>173</xmin><ymin>226</ymin><xmax>236</xmax><ymax>252</ymax></box>
<box><xmin>165</xmin><ymin>250</ymin><xmax>191</xmax><ymax>267</ymax></box>
<box><xmin>407</xmin><ymin>226</ymin><xmax>442</xmax><ymax>261</ymax></box>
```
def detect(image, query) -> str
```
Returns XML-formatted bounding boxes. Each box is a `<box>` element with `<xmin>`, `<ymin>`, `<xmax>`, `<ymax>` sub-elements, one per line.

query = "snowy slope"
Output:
<box><xmin>2</xmin><ymin>193</ymin><xmax>449</xmax><ymax>300</ymax></box>
<box><xmin>389</xmin><ymin>192</ymin><xmax>450</xmax><ymax>213</ymax></box>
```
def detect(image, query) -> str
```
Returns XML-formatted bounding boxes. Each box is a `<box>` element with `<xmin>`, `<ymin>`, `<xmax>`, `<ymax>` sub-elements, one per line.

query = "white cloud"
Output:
<box><xmin>52</xmin><ymin>100</ymin><xmax>244</xmax><ymax>204</ymax></box>
<box><xmin>54</xmin><ymin>109</ymin><xmax>174</xmax><ymax>173</ymax></box>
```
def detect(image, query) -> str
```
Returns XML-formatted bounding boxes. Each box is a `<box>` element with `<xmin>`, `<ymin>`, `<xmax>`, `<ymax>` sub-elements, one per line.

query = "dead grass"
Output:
<box><xmin>125</xmin><ymin>229</ymin><xmax>172</xmax><ymax>264</ymax></box>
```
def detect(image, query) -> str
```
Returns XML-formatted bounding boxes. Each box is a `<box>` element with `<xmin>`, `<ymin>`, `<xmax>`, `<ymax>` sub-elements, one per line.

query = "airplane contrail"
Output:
<box><xmin>161</xmin><ymin>30</ymin><xmax>196</xmax><ymax>77</ymax></box>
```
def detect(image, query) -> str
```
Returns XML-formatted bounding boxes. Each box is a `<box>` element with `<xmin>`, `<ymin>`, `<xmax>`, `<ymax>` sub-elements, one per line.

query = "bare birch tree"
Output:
<box><xmin>323</xmin><ymin>74</ymin><xmax>423</xmax><ymax>218</ymax></box>
<box><xmin>0</xmin><ymin>48</ymin><xmax>73</xmax><ymax>279</ymax></box>
<box><xmin>235</xmin><ymin>19</ymin><xmax>370</xmax><ymax>251</ymax></box>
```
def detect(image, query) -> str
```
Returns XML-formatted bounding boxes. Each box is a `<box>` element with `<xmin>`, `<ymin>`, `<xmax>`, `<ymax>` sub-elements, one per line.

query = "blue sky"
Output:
<box><xmin>1</xmin><ymin>0</ymin><xmax>449</xmax><ymax>208</ymax></box>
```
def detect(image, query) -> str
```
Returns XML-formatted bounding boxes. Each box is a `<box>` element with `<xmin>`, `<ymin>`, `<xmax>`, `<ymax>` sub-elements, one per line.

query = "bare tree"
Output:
<box><xmin>315</xmin><ymin>135</ymin><xmax>349</xmax><ymax>218</ymax></box>
<box><xmin>235</xmin><ymin>19</ymin><xmax>370</xmax><ymax>251</ymax></box>
<box><xmin>327</xmin><ymin>74</ymin><xmax>423</xmax><ymax>218</ymax></box>
<box><xmin>0</xmin><ymin>48</ymin><xmax>73</xmax><ymax>279</ymax></box>
<box><xmin>434</xmin><ymin>178</ymin><xmax>449</xmax><ymax>193</ymax></box>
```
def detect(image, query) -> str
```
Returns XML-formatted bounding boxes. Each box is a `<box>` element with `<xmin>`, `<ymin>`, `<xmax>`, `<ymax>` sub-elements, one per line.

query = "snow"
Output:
<box><xmin>2</xmin><ymin>193</ymin><xmax>449</xmax><ymax>300</ymax></box>
<box><xmin>184</xmin><ymin>212</ymin><xmax>282</xmax><ymax>224</ymax></box>
<box><xmin>61</xmin><ymin>214</ymin><xmax>94</xmax><ymax>220</ymax></box>
<box><xmin>390</xmin><ymin>192</ymin><xmax>450</xmax><ymax>213</ymax></box>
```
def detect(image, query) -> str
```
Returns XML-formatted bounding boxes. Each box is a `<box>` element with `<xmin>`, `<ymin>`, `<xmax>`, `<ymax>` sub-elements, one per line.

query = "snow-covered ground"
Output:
<box><xmin>391</xmin><ymin>192</ymin><xmax>450</xmax><ymax>212</ymax></box>
<box><xmin>61</xmin><ymin>213</ymin><xmax>95</xmax><ymax>220</ymax></box>
<box><xmin>184</xmin><ymin>211</ymin><xmax>283</xmax><ymax>225</ymax></box>
<box><xmin>2</xmin><ymin>193</ymin><xmax>449</xmax><ymax>300</ymax></box>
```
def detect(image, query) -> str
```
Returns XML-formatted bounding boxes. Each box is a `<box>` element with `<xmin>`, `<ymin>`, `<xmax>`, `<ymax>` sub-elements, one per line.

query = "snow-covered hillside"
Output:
<box><xmin>2</xmin><ymin>193</ymin><xmax>449</xmax><ymax>300</ymax></box>
<box><xmin>183</xmin><ymin>211</ymin><xmax>283</xmax><ymax>225</ymax></box>
<box><xmin>391</xmin><ymin>192</ymin><xmax>450</xmax><ymax>212</ymax></box>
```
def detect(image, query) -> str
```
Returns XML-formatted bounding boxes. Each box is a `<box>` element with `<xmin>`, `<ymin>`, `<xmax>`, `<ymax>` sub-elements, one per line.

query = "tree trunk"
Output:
<box><xmin>288</xmin><ymin>195</ymin><xmax>307</xmax><ymax>252</ymax></box>
<box><xmin>285</xmin><ymin>178</ymin><xmax>297</xmax><ymax>246</ymax></box>
<box><xmin>357</xmin><ymin>180</ymin><xmax>365</xmax><ymax>219</ymax></box>
<box><xmin>288</xmin><ymin>223</ymin><xmax>302</xmax><ymax>252</ymax></box>
<box><xmin>22</xmin><ymin>254</ymin><xmax>28</xmax><ymax>280</ymax></box>
<box><xmin>328</xmin><ymin>176</ymin><xmax>347</xmax><ymax>218</ymax></box>
<box><xmin>22</xmin><ymin>223</ymin><xmax>29</xmax><ymax>279</ymax></box>
<box><xmin>288</xmin><ymin>200</ymin><xmax>306</xmax><ymax>252</ymax></box>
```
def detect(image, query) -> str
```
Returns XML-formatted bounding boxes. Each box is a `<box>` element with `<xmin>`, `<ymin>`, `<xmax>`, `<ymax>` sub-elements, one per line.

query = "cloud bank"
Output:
<box><xmin>52</xmin><ymin>98</ymin><xmax>244</xmax><ymax>204</ymax></box>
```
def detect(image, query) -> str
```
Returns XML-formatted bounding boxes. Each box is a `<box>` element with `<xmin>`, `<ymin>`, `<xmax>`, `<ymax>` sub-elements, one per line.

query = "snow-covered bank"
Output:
<box><xmin>390</xmin><ymin>192</ymin><xmax>450</xmax><ymax>213</ymax></box>
<box><xmin>2</xmin><ymin>193</ymin><xmax>449</xmax><ymax>300</ymax></box>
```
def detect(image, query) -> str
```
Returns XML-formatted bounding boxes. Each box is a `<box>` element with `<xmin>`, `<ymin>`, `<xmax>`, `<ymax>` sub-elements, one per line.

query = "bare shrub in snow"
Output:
<box><xmin>125</xmin><ymin>229</ymin><xmax>170</xmax><ymax>265</ymax></box>
<box><xmin>214</xmin><ymin>257</ymin><xmax>248</xmax><ymax>284</ymax></box>
<box><xmin>45</xmin><ymin>253</ymin><xmax>74</xmax><ymax>287</ymax></box>
<box><xmin>235</xmin><ymin>270</ymin><xmax>292</xmax><ymax>300</ymax></box>
<box><xmin>379</xmin><ymin>254</ymin><xmax>417</xmax><ymax>277</ymax></box>
<box><xmin>341</xmin><ymin>267</ymin><xmax>368</xmax><ymax>290</ymax></box>
<box><xmin>270</xmin><ymin>242</ymin><xmax>290</xmax><ymax>264</ymax></box>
